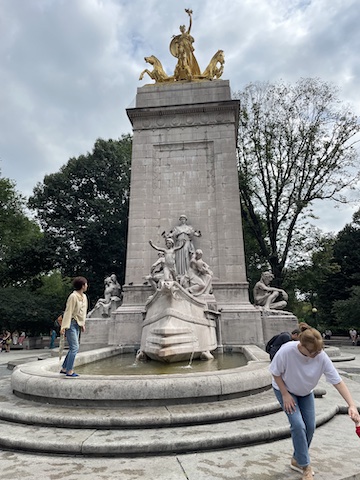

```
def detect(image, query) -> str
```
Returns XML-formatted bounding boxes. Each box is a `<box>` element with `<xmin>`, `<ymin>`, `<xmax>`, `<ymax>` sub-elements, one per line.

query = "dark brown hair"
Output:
<box><xmin>73</xmin><ymin>276</ymin><xmax>87</xmax><ymax>291</ymax></box>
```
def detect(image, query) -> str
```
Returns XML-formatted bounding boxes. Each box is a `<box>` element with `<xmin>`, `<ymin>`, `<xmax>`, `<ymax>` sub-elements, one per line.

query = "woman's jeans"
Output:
<box><xmin>62</xmin><ymin>319</ymin><xmax>80</xmax><ymax>373</ymax></box>
<box><xmin>274</xmin><ymin>388</ymin><xmax>316</xmax><ymax>467</ymax></box>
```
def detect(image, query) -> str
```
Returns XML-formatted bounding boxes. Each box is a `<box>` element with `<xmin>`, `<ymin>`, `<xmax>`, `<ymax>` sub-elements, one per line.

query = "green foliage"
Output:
<box><xmin>0</xmin><ymin>174</ymin><xmax>44</xmax><ymax>285</ymax></box>
<box><xmin>1</xmin><ymin>233</ymin><xmax>60</xmax><ymax>287</ymax></box>
<box><xmin>332</xmin><ymin>286</ymin><xmax>360</xmax><ymax>331</ymax></box>
<box><xmin>291</xmin><ymin>234</ymin><xmax>339</xmax><ymax>300</ymax></box>
<box><xmin>290</xmin><ymin>210</ymin><xmax>360</xmax><ymax>332</ymax></box>
<box><xmin>315</xmin><ymin>212</ymin><xmax>360</xmax><ymax>330</ymax></box>
<box><xmin>236</xmin><ymin>78</ymin><xmax>360</xmax><ymax>284</ymax></box>
<box><xmin>242</xmin><ymin>209</ymin><xmax>269</xmax><ymax>300</ymax></box>
<box><xmin>0</xmin><ymin>272</ymin><xmax>72</xmax><ymax>335</ymax></box>
<box><xmin>28</xmin><ymin>135</ymin><xmax>132</xmax><ymax>301</ymax></box>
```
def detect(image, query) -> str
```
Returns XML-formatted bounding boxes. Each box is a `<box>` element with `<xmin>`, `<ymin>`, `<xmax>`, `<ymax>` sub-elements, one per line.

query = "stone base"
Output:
<box><xmin>218</xmin><ymin>304</ymin><xmax>264</xmax><ymax>347</ymax></box>
<box><xmin>80</xmin><ymin>318</ymin><xmax>113</xmax><ymax>352</ymax></box>
<box><xmin>82</xmin><ymin>283</ymin><xmax>299</xmax><ymax>352</ymax></box>
<box><xmin>259</xmin><ymin>309</ymin><xmax>299</xmax><ymax>344</ymax></box>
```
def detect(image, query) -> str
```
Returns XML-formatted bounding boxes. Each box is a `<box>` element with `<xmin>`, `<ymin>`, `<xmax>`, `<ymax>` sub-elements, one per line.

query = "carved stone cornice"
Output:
<box><xmin>127</xmin><ymin>100</ymin><xmax>239</xmax><ymax>131</ymax></box>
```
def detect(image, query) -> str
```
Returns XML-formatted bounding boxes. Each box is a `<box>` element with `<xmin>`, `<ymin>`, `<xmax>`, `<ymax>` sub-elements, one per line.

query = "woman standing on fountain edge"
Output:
<box><xmin>269</xmin><ymin>323</ymin><xmax>360</xmax><ymax>480</ymax></box>
<box><xmin>60</xmin><ymin>276</ymin><xmax>88</xmax><ymax>377</ymax></box>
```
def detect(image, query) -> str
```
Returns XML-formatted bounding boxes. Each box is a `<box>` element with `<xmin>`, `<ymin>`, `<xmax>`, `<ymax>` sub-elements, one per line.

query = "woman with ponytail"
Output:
<box><xmin>269</xmin><ymin>322</ymin><xmax>359</xmax><ymax>479</ymax></box>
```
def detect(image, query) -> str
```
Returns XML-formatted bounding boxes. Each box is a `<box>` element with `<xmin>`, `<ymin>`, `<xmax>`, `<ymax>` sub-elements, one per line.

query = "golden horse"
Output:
<box><xmin>200</xmin><ymin>50</ymin><xmax>225</xmax><ymax>80</ymax></box>
<box><xmin>139</xmin><ymin>56</ymin><xmax>173</xmax><ymax>83</ymax></box>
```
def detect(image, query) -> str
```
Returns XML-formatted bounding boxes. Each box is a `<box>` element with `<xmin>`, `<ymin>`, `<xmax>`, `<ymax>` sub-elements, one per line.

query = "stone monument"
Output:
<box><xmin>82</xmin><ymin>9</ymin><xmax>298</xmax><ymax>353</ymax></box>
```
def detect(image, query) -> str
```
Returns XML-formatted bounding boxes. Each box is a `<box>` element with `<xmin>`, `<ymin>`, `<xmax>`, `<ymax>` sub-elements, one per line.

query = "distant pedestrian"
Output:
<box><xmin>49</xmin><ymin>328</ymin><xmax>57</xmax><ymax>349</ymax></box>
<box><xmin>324</xmin><ymin>329</ymin><xmax>332</xmax><ymax>340</ymax></box>
<box><xmin>2</xmin><ymin>330</ymin><xmax>11</xmax><ymax>353</ymax></box>
<box><xmin>18</xmin><ymin>331</ymin><xmax>26</xmax><ymax>346</ymax></box>
<box><xmin>50</xmin><ymin>313</ymin><xmax>63</xmax><ymax>349</ymax></box>
<box><xmin>349</xmin><ymin>328</ymin><xmax>357</xmax><ymax>346</ymax></box>
<box><xmin>12</xmin><ymin>330</ymin><xmax>19</xmax><ymax>345</ymax></box>
<box><xmin>266</xmin><ymin>327</ymin><xmax>301</xmax><ymax>361</ymax></box>
<box><xmin>59</xmin><ymin>277</ymin><xmax>88</xmax><ymax>377</ymax></box>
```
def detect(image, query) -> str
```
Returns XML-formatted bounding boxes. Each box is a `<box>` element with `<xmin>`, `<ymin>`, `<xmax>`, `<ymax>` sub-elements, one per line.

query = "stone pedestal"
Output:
<box><xmin>260</xmin><ymin>310</ymin><xmax>299</xmax><ymax>344</ymax></box>
<box><xmin>81</xmin><ymin>317</ymin><xmax>113</xmax><ymax>351</ymax></box>
<box><xmin>111</xmin><ymin>80</ymin><xmax>266</xmax><ymax>348</ymax></box>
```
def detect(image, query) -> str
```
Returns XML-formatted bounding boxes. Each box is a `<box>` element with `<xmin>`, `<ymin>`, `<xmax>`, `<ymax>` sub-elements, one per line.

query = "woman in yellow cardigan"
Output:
<box><xmin>60</xmin><ymin>276</ymin><xmax>88</xmax><ymax>377</ymax></box>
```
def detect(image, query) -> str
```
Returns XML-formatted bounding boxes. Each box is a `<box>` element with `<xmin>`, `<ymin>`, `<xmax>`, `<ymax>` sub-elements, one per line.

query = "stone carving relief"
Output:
<box><xmin>146</xmin><ymin>215</ymin><xmax>213</xmax><ymax>297</ymax></box>
<box><xmin>139</xmin><ymin>218</ymin><xmax>217</xmax><ymax>363</ymax></box>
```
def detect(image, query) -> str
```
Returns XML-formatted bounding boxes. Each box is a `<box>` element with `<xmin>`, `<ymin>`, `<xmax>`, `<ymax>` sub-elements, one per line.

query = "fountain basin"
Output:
<box><xmin>11</xmin><ymin>345</ymin><xmax>271</xmax><ymax>407</ymax></box>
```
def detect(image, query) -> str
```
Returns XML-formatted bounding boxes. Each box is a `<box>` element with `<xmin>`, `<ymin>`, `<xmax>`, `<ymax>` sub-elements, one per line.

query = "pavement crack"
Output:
<box><xmin>176</xmin><ymin>456</ymin><xmax>190</xmax><ymax>479</ymax></box>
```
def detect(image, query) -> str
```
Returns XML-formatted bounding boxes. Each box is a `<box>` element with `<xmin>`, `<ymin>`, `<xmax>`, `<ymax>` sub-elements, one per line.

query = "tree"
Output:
<box><xmin>0</xmin><ymin>172</ymin><xmax>47</xmax><ymax>286</ymax></box>
<box><xmin>288</xmin><ymin>233</ymin><xmax>340</xmax><ymax>326</ymax></box>
<box><xmin>237</xmin><ymin>78</ymin><xmax>360</xmax><ymax>283</ymax></box>
<box><xmin>241</xmin><ymin>209</ymin><xmax>269</xmax><ymax>301</ymax></box>
<box><xmin>332</xmin><ymin>286</ymin><xmax>360</xmax><ymax>332</ymax></box>
<box><xmin>316</xmin><ymin>210</ymin><xmax>360</xmax><ymax>331</ymax></box>
<box><xmin>0</xmin><ymin>273</ymin><xmax>71</xmax><ymax>335</ymax></box>
<box><xmin>289</xmin><ymin>210</ymin><xmax>360</xmax><ymax>332</ymax></box>
<box><xmin>28</xmin><ymin>136</ymin><xmax>132</xmax><ymax>302</ymax></box>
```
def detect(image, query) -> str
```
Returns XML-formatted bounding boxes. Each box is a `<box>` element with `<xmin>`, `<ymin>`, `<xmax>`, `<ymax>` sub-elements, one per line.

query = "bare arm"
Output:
<box><xmin>333</xmin><ymin>381</ymin><xmax>359</xmax><ymax>421</ymax></box>
<box><xmin>272</xmin><ymin>375</ymin><xmax>296</xmax><ymax>413</ymax></box>
<box><xmin>257</xmin><ymin>281</ymin><xmax>284</xmax><ymax>294</ymax></box>
<box><xmin>185</xmin><ymin>8</ymin><xmax>193</xmax><ymax>33</ymax></box>
<box><xmin>149</xmin><ymin>240</ymin><xmax>164</xmax><ymax>252</ymax></box>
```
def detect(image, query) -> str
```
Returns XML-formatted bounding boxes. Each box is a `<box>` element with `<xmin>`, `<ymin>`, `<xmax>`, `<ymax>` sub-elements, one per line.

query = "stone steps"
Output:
<box><xmin>0</xmin><ymin>378</ymin><xmax>339</xmax><ymax>457</ymax></box>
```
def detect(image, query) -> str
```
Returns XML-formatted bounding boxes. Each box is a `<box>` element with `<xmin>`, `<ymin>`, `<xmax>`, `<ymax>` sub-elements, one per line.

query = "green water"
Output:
<box><xmin>76</xmin><ymin>351</ymin><xmax>247</xmax><ymax>376</ymax></box>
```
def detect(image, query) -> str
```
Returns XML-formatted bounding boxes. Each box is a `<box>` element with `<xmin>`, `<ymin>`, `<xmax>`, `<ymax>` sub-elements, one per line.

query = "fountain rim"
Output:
<box><xmin>11</xmin><ymin>345</ymin><xmax>272</xmax><ymax>406</ymax></box>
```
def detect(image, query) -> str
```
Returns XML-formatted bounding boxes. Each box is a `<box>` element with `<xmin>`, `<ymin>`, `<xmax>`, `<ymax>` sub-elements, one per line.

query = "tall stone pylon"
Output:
<box><xmin>113</xmin><ymin>80</ymin><xmax>264</xmax><ymax>348</ymax></box>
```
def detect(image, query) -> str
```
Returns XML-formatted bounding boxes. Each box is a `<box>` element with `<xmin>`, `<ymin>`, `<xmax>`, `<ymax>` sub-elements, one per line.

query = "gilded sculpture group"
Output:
<box><xmin>139</xmin><ymin>9</ymin><xmax>225</xmax><ymax>83</ymax></box>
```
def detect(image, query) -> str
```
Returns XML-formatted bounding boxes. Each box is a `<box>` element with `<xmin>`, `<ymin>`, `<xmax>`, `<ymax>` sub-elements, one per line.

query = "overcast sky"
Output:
<box><xmin>1</xmin><ymin>0</ymin><xmax>360</xmax><ymax>233</ymax></box>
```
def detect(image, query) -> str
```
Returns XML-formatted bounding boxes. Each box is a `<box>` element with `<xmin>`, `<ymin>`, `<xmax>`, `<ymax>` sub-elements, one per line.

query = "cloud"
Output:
<box><xmin>0</xmin><ymin>0</ymin><xmax>359</xmax><ymax>231</ymax></box>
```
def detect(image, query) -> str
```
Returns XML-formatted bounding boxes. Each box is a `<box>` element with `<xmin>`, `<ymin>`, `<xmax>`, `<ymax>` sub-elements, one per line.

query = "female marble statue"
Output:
<box><xmin>184</xmin><ymin>249</ymin><xmax>213</xmax><ymax>296</ymax></box>
<box><xmin>169</xmin><ymin>215</ymin><xmax>201</xmax><ymax>276</ymax></box>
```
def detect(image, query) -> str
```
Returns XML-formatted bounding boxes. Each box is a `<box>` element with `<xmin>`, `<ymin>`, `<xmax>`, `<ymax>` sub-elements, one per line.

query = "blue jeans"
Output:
<box><xmin>49</xmin><ymin>330</ymin><xmax>56</xmax><ymax>349</ymax></box>
<box><xmin>62</xmin><ymin>320</ymin><xmax>80</xmax><ymax>373</ymax></box>
<box><xmin>274</xmin><ymin>388</ymin><xmax>316</xmax><ymax>467</ymax></box>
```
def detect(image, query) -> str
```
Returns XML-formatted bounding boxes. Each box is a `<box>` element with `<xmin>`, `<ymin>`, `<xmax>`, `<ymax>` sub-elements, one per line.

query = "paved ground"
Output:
<box><xmin>0</xmin><ymin>345</ymin><xmax>360</xmax><ymax>480</ymax></box>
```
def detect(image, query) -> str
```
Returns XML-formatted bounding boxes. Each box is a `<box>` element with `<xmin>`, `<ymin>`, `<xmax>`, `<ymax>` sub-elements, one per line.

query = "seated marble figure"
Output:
<box><xmin>144</xmin><ymin>252</ymin><xmax>166</xmax><ymax>290</ymax></box>
<box><xmin>253</xmin><ymin>271</ymin><xmax>288</xmax><ymax>310</ymax></box>
<box><xmin>180</xmin><ymin>249</ymin><xmax>213</xmax><ymax>296</ymax></box>
<box><xmin>91</xmin><ymin>274</ymin><xmax>122</xmax><ymax>317</ymax></box>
